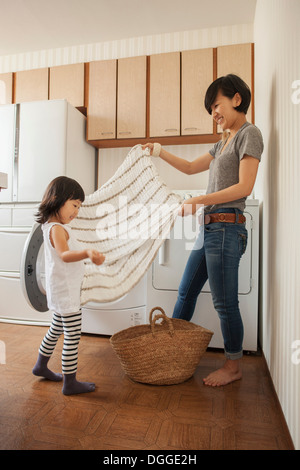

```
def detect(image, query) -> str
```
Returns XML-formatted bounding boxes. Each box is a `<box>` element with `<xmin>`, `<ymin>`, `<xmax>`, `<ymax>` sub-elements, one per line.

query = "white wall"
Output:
<box><xmin>97</xmin><ymin>144</ymin><xmax>213</xmax><ymax>190</ymax></box>
<box><xmin>254</xmin><ymin>0</ymin><xmax>300</xmax><ymax>450</ymax></box>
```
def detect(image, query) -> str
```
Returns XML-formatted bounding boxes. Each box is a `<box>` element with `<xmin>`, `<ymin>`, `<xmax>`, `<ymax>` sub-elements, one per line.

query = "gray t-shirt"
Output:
<box><xmin>205</xmin><ymin>122</ymin><xmax>264</xmax><ymax>213</ymax></box>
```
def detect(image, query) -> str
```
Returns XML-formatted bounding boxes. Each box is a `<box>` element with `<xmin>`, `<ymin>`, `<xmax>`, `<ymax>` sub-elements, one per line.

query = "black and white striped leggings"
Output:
<box><xmin>39</xmin><ymin>310</ymin><xmax>82</xmax><ymax>374</ymax></box>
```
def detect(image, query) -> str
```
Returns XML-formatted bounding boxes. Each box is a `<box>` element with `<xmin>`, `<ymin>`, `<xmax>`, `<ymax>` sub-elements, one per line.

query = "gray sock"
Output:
<box><xmin>32</xmin><ymin>353</ymin><xmax>63</xmax><ymax>381</ymax></box>
<box><xmin>62</xmin><ymin>372</ymin><xmax>95</xmax><ymax>395</ymax></box>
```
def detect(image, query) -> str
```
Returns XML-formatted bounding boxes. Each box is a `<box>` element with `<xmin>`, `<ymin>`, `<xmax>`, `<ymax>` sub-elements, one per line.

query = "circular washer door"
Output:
<box><xmin>21</xmin><ymin>223</ymin><xmax>48</xmax><ymax>312</ymax></box>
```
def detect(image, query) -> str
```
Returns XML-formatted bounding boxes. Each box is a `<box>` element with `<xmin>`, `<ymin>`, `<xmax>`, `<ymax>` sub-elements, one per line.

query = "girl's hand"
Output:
<box><xmin>87</xmin><ymin>250</ymin><xmax>105</xmax><ymax>265</ymax></box>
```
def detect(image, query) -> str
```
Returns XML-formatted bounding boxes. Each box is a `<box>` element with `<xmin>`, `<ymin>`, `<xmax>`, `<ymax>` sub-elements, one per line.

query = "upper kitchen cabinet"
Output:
<box><xmin>217</xmin><ymin>43</ymin><xmax>253</xmax><ymax>125</ymax></box>
<box><xmin>149</xmin><ymin>52</ymin><xmax>180</xmax><ymax>137</ymax></box>
<box><xmin>84</xmin><ymin>43</ymin><xmax>253</xmax><ymax>147</ymax></box>
<box><xmin>181</xmin><ymin>49</ymin><xmax>214</xmax><ymax>136</ymax></box>
<box><xmin>14</xmin><ymin>68</ymin><xmax>49</xmax><ymax>103</ymax></box>
<box><xmin>49</xmin><ymin>63</ymin><xmax>86</xmax><ymax>109</ymax></box>
<box><xmin>87</xmin><ymin>60</ymin><xmax>117</xmax><ymax>140</ymax></box>
<box><xmin>117</xmin><ymin>56</ymin><xmax>147</xmax><ymax>139</ymax></box>
<box><xmin>0</xmin><ymin>73</ymin><xmax>13</xmax><ymax>105</ymax></box>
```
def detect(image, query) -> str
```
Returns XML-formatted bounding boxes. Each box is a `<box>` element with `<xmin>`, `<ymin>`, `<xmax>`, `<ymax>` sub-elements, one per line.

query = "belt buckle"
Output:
<box><xmin>218</xmin><ymin>213</ymin><xmax>226</xmax><ymax>222</ymax></box>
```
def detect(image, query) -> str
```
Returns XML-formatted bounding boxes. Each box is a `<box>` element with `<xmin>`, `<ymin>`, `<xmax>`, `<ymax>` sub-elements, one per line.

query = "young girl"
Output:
<box><xmin>143</xmin><ymin>74</ymin><xmax>263</xmax><ymax>387</ymax></box>
<box><xmin>32</xmin><ymin>176</ymin><xmax>105</xmax><ymax>395</ymax></box>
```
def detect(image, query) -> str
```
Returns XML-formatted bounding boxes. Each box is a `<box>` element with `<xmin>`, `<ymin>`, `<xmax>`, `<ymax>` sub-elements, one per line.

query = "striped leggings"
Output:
<box><xmin>39</xmin><ymin>310</ymin><xmax>82</xmax><ymax>374</ymax></box>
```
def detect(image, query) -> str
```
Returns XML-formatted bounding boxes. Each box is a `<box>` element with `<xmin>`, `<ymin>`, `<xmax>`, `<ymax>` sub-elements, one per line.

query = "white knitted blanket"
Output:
<box><xmin>71</xmin><ymin>145</ymin><xmax>183</xmax><ymax>304</ymax></box>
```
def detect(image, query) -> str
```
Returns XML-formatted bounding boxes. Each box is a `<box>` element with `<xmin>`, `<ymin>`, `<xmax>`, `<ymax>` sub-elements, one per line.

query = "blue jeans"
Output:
<box><xmin>172</xmin><ymin>208</ymin><xmax>248</xmax><ymax>360</ymax></box>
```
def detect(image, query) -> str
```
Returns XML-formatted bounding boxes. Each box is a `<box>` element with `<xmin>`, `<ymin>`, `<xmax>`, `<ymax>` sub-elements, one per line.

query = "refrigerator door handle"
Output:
<box><xmin>12</xmin><ymin>104</ymin><xmax>20</xmax><ymax>202</ymax></box>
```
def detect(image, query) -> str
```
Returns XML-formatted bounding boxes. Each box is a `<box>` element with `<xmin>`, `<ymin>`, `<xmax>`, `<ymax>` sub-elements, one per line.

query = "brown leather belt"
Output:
<box><xmin>204</xmin><ymin>213</ymin><xmax>246</xmax><ymax>224</ymax></box>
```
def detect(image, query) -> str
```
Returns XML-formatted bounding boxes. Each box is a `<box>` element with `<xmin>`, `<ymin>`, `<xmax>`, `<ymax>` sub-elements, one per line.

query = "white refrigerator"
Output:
<box><xmin>0</xmin><ymin>99</ymin><xmax>96</xmax><ymax>324</ymax></box>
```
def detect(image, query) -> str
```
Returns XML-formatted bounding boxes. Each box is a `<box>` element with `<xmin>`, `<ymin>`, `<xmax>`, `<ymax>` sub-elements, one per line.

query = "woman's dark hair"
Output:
<box><xmin>35</xmin><ymin>176</ymin><xmax>85</xmax><ymax>224</ymax></box>
<box><xmin>204</xmin><ymin>74</ymin><xmax>251</xmax><ymax>115</ymax></box>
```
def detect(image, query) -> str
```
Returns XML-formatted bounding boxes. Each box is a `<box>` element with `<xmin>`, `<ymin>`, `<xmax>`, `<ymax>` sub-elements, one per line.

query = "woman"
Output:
<box><xmin>143</xmin><ymin>74</ymin><xmax>263</xmax><ymax>386</ymax></box>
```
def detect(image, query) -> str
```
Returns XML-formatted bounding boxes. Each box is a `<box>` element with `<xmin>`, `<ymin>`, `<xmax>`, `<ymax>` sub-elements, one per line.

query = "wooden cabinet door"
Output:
<box><xmin>217</xmin><ymin>43</ymin><xmax>253</xmax><ymax>126</ymax></box>
<box><xmin>0</xmin><ymin>73</ymin><xmax>13</xmax><ymax>104</ymax></box>
<box><xmin>181</xmin><ymin>49</ymin><xmax>214</xmax><ymax>135</ymax></box>
<box><xmin>87</xmin><ymin>60</ymin><xmax>117</xmax><ymax>140</ymax></box>
<box><xmin>149</xmin><ymin>52</ymin><xmax>180</xmax><ymax>137</ymax></box>
<box><xmin>117</xmin><ymin>56</ymin><xmax>147</xmax><ymax>139</ymax></box>
<box><xmin>14</xmin><ymin>68</ymin><xmax>49</xmax><ymax>103</ymax></box>
<box><xmin>49</xmin><ymin>63</ymin><xmax>85</xmax><ymax>108</ymax></box>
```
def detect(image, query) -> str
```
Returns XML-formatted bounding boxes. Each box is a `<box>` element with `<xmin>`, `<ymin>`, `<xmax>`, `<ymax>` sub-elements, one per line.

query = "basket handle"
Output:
<box><xmin>149</xmin><ymin>306</ymin><xmax>166</xmax><ymax>323</ymax></box>
<box><xmin>149</xmin><ymin>307</ymin><xmax>174</xmax><ymax>336</ymax></box>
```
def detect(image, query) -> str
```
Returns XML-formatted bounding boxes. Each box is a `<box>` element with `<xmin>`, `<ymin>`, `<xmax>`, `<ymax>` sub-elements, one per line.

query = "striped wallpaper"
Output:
<box><xmin>0</xmin><ymin>23</ymin><xmax>253</xmax><ymax>73</ymax></box>
<box><xmin>254</xmin><ymin>0</ymin><xmax>300</xmax><ymax>450</ymax></box>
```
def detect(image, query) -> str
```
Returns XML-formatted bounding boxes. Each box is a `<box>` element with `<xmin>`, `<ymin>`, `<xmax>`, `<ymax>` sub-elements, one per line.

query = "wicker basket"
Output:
<box><xmin>110</xmin><ymin>306</ymin><xmax>213</xmax><ymax>385</ymax></box>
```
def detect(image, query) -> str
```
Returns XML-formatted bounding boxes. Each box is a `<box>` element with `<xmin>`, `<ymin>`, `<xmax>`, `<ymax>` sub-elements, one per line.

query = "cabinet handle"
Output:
<box><xmin>164</xmin><ymin>128</ymin><xmax>178</xmax><ymax>132</ymax></box>
<box><xmin>101</xmin><ymin>132</ymin><xmax>114</xmax><ymax>135</ymax></box>
<box><xmin>118</xmin><ymin>131</ymin><xmax>132</xmax><ymax>135</ymax></box>
<box><xmin>184</xmin><ymin>127</ymin><xmax>199</xmax><ymax>131</ymax></box>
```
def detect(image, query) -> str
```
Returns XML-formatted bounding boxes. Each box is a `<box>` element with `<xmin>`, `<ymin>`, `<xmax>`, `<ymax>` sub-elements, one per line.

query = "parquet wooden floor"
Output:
<box><xmin>0</xmin><ymin>323</ymin><xmax>294</xmax><ymax>450</ymax></box>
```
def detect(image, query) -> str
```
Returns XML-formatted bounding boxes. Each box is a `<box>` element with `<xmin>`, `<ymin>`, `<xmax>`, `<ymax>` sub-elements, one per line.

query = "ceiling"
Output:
<box><xmin>1</xmin><ymin>0</ymin><xmax>257</xmax><ymax>56</ymax></box>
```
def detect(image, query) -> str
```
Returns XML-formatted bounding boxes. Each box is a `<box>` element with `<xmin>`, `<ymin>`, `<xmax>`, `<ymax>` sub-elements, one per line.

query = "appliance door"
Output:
<box><xmin>17</xmin><ymin>100</ymin><xmax>67</xmax><ymax>202</ymax></box>
<box><xmin>20</xmin><ymin>223</ymin><xmax>48</xmax><ymax>312</ymax></box>
<box><xmin>0</xmin><ymin>225</ymin><xmax>52</xmax><ymax>324</ymax></box>
<box><xmin>0</xmin><ymin>104</ymin><xmax>16</xmax><ymax>203</ymax></box>
<box><xmin>0</xmin><ymin>227</ymin><xmax>31</xmax><ymax>272</ymax></box>
<box><xmin>152</xmin><ymin>210</ymin><xmax>252</xmax><ymax>294</ymax></box>
<box><xmin>0</xmin><ymin>271</ymin><xmax>50</xmax><ymax>324</ymax></box>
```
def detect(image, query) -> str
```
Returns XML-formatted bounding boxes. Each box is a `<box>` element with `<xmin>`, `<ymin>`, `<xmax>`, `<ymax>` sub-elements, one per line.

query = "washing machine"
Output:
<box><xmin>146</xmin><ymin>190</ymin><xmax>260</xmax><ymax>352</ymax></box>
<box><xmin>0</xmin><ymin>203</ymin><xmax>53</xmax><ymax>325</ymax></box>
<box><xmin>19</xmin><ymin>222</ymin><xmax>147</xmax><ymax>335</ymax></box>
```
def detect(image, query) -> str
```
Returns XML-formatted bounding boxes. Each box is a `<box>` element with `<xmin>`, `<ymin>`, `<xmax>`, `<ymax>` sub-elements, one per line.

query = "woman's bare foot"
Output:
<box><xmin>203</xmin><ymin>359</ymin><xmax>242</xmax><ymax>387</ymax></box>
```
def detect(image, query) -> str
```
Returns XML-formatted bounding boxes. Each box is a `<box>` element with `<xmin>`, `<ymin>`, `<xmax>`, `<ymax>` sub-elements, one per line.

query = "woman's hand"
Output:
<box><xmin>179</xmin><ymin>197</ymin><xmax>204</xmax><ymax>216</ymax></box>
<box><xmin>141</xmin><ymin>143</ymin><xmax>161</xmax><ymax>157</ymax></box>
<box><xmin>142</xmin><ymin>143</ymin><xmax>154</xmax><ymax>155</ymax></box>
<box><xmin>87</xmin><ymin>250</ymin><xmax>105</xmax><ymax>265</ymax></box>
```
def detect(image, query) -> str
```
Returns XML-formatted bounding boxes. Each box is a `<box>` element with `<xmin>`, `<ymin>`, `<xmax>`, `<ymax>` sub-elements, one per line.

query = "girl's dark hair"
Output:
<box><xmin>35</xmin><ymin>176</ymin><xmax>85</xmax><ymax>224</ymax></box>
<box><xmin>204</xmin><ymin>74</ymin><xmax>251</xmax><ymax>115</ymax></box>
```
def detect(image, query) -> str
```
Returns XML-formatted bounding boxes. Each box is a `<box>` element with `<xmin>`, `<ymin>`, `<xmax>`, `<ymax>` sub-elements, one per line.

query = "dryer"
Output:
<box><xmin>0</xmin><ymin>204</ymin><xmax>53</xmax><ymax>325</ymax></box>
<box><xmin>146</xmin><ymin>190</ymin><xmax>260</xmax><ymax>352</ymax></box>
<box><xmin>19</xmin><ymin>222</ymin><xmax>147</xmax><ymax>334</ymax></box>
